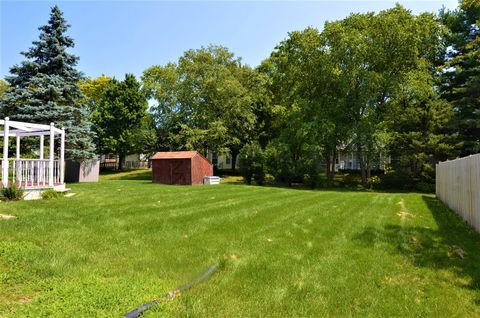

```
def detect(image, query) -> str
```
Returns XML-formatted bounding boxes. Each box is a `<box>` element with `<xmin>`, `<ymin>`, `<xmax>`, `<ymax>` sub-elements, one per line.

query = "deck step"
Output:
<box><xmin>54</xmin><ymin>188</ymin><xmax>71</xmax><ymax>193</ymax></box>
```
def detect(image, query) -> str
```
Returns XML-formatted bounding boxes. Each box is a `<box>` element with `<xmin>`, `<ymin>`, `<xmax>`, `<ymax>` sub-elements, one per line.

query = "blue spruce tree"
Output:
<box><xmin>0</xmin><ymin>5</ymin><xmax>96</xmax><ymax>160</ymax></box>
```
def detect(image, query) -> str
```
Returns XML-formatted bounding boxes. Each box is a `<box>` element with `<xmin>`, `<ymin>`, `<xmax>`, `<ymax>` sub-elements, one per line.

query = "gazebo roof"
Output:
<box><xmin>0</xmin><ymin>118</ymin><xmax>63</xmax><ymax>137</ymax></box>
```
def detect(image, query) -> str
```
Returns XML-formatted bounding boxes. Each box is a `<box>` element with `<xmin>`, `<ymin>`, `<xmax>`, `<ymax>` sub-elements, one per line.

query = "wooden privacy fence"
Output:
<box><xmin>436</xmin><ymin>154</ymin><xmax>480</xmax><ymax>231</ymax></box>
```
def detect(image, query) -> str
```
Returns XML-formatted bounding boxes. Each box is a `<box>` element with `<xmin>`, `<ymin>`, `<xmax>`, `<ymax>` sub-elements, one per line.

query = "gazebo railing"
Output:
<box><xmin>1</xmin><ymin>159</ymin><xmax>62</xmax><ymax>188</ymax></box>
<box><xmin>0</xmin><ymin>118</ymin><xmax>65</xmax><ymax>188</ymax></box>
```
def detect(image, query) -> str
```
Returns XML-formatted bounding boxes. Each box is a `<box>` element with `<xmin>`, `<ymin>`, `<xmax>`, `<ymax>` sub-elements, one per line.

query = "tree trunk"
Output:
<box><xmin>366</xmin><ymin>151</ymin><xmax>372</xmax><ymax>180</ymax></box>
<box><xmin>325</xmin><ymin>152</ymin><xmax>331</xmax><ymax>184</ymax></box>
<box><xmin>325</xmin><ymin>149</ymin><xmax>334</xmax><ymax>186</ymax></box>
<box><xmin>231</xmin><ymin>150</ymin><xmax>238</xmax><ymax>173</ymax></box>
<box><xmin>357</xmin><ymin>148</ymin><xmax>367</xmax><ymax>186</ymax></box>
<box><xmin>118</xmin><ymin>154</ymin><xmax>125</xmax><ymax>170</ymax></box>
<box><xmin>331</xmin><ymin>147</ymin><xmax>337</xmax><ymax>184</ymax></box>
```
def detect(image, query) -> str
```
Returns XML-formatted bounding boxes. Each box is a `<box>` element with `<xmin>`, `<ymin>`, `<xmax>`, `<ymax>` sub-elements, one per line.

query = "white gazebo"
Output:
<box><xmin>1</xmin><ymin>117</ymin><xmax>66</xmax><ymax>197</ymax></box>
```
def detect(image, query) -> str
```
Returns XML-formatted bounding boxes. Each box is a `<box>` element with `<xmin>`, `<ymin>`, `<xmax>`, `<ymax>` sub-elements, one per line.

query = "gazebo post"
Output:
<box><xmin>40</xmin><ymin>135</ymin><xmax>44</xmax><ymax>186</ymax></box>
<box><xmin>16</xmin><ymin>136</ymin><xmax>20</xmax><ymax>159</ymax></box>
<box><xmin>40</xmin><ymin>135</ymin><xmax>44</xmax><ymax>159</ymax></box>
<box><xmin>2</xmin><ymin>117</ymin><xmax>9</xmax><ymax>187</ymax></box>
<box><xmin>49</xmin><ymin>123</ymin><xmax>55</xmax><ymax>186</ymax></box>
<box><xmin>60</xmin><ymin>127</ymin><xmax>65</xmax><ymax>184</ymax></box>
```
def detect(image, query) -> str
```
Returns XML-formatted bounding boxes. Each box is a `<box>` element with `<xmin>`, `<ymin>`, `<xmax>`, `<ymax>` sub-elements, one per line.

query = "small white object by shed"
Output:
<box><xmin>204</xmin><ymin>176</ymin><xmax>221</xmax><ymax>185</ymax></box>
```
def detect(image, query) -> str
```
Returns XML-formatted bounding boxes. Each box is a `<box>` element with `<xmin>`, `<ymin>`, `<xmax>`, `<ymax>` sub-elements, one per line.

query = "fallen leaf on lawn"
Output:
<box><xmin>267</xmin><ymin>238</ymin><xmax>273</xmax><ymax>243</ymax></box>
<box><xmin>451</xmin><ymin>245</ymin><xmax>467</xmax><ymax>259</ymax></box>
<box><xmin>0</xmin><ymin>214</ymin><xmax>16</xmax><ymax>219</ymax></box>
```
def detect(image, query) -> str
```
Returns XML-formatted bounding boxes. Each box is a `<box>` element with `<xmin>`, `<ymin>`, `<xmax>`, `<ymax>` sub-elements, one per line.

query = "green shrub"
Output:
<box><xmin>1</xmin><ymin>183</ymin><xmax>25</xmax><ymax>201</ymax></box>
<box><xmin>380</xmin><ymin>171</ymin><xmax>415</xmax><ymax>190</ymax></box>
<box><xmin>239</xmin><ymin>142</ymin><xmax>266</xmax><ymax>185</ymax></box>
<box><xmin>41</xmin><ymin>189</ymin><xmax>63</xmax><ymax>200</ymax></box>
<box><xmin>264</xmin><ymin>142</ymin><xmax>306</xmax><ymax>186</ymax></box>
<box><xmin>415</xmin><ymin>182</ymin><xmax>435</xmax><ymax>193</ymax></box>
<box><xmin>304</xmin><ymin>173</ymin><xmax>322</xmax><ymax>189</ymax></box>
<box><xmin>367</xmin><ymin>176</ymin><xmax>382</xmax><ymax>189</ymax></box>
<box><xmin>342</xmin><ymin>174</ymin><xmax>355</xmax><ymax>186</ymax></box>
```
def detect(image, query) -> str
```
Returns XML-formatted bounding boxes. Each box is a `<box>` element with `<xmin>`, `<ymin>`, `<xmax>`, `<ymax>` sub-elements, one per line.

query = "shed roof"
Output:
<box><xmin>150</xmin><ymin>151</ymin><xmax>199</xmax><ymax>160</ymax></box>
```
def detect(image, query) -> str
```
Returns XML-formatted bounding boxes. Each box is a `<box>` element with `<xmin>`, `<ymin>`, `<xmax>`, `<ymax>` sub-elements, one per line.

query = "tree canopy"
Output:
<box><xmin>143</xmin><ymin>45</ymin><xmax>268</xmax><ymax>171</ymax></box>
<box><xmin>2</xmin><ymin>2</ymin><xmax>476</xmax><ymax>186</ymax></box>
<box><xmin>258</xmin><ymin>5</ymin><xmax>457</xmax><ymax>185</ymax></box>
<box><xmin>90</xmin><ymin>74</ymin><xmax>156</xmax><ymax>169</ymax></box>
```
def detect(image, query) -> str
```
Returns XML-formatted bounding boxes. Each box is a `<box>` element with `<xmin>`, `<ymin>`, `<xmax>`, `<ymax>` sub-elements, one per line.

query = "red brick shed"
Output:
<box><xmin>150</xmin><ymin>151</ymin><xmax>213</xmax><ymax>185</ymax></box>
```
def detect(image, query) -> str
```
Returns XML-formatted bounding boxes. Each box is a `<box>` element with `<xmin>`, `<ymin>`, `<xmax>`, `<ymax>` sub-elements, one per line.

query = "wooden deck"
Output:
<box><xmin>15</xmin><ymin>181</ymin><xmax>64</xmax><ymax>189</ymax></box>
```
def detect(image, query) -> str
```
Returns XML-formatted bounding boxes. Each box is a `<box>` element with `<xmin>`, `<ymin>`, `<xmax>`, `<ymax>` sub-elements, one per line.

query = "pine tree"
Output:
<box><xmin>440</xmin><ymin>1</ymin><xmax>480</xmax><ymax>155</ymax></box>
<box><xmin>0</xmin><ymin>5</ymin><xmax>96</xmax><ymax>160</ymax></box>
<box><xmin>385</xmin><ymin>70</ymin><xmax>459</xmax><ymax>182</ymax></box>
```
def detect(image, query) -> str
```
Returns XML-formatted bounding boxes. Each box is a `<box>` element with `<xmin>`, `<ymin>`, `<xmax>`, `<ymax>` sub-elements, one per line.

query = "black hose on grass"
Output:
<box><xmin>124</xmin><ymin>263</ymin><xmax>219</xmax><ymax>318</ymax></box>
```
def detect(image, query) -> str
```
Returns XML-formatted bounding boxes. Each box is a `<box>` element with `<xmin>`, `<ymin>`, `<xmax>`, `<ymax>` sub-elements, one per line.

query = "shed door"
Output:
<box><xmin>170</xmin><ymin>159</ymin><xmax>188</xmax><ymax>185</ymax></box>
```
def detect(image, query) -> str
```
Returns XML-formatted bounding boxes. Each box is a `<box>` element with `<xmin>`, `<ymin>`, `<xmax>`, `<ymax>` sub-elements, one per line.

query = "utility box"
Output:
<box><xmin>204</xmin><ymin>176</ymin><xmax>221</xmax><ymax>185</ymax></box>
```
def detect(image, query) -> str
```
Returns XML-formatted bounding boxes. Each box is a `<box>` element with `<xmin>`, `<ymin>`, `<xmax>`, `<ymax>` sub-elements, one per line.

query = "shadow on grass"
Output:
<box><xmin>218</xmin><ymin>174</ymin><xmax>423</xmax><ymax>194</ymax></box>
<box><xmin>100</xmin><ymin>169</ymin><xmax>152</xmax><ymax>181</ymax></box>
<box><xmin>245</xmin><ymin>181</ymin><xmax>413</xmax><ymax>194</ymax></box>
<box><xmin>354</xmin><ymin>195</ymin><xmax>480</xmax><ymax>293</ymax></box>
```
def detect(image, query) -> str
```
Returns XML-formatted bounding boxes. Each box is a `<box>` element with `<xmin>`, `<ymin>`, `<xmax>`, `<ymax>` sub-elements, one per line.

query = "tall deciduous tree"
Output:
<box><xmin>321</xmin><ymin>5</ymin><xmax>447</xmax><ymax>185</ymax></box>
<box><xmin>142</xmin><ymin>63</ymin><xmax>180</xmax><ymax>151</ymax></box>
<box><xmin>0</xmin><ymin>80</ymin><xmax>9</xmax><ymax>98</ymax></box>
<box><xmin>79</xmin><ymin>74</ymin><xmax>113</xmax><ymax>112</ymax></box>
<box><xmin>143</xmin><ymin>45</ymin><xmax>265</xmax><ymax>171</ymax></box>
<box><xmin>265</xmin><ymin>27</ymin><xmax>351</xmax><ymax>185</ymax></box>
<box><xmin>92</xmin><ymin>74</ymin><xmax>156</xmax><ymax>170</ymax></box>
<box><xmin>262</xmin><ymin>5</ymin><xmax>454</xmax><ymax>186</ymax></box>
<box><xmin>0</xmin><ymin>6</ymin><xmax>96</xmax><ymax>160</ymax></box>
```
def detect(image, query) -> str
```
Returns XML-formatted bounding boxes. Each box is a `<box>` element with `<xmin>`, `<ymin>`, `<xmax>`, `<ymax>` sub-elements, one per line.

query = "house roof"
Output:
<box><xmin>150</xmin><ymin>151</ymin><xmax>199</xmax><ymax>160</ymax></box>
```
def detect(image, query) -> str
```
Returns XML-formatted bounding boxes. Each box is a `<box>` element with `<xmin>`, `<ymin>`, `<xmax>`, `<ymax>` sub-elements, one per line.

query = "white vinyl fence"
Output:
<box><xmin>436</xmin><ymin>154</ymin><xmax>480</xmax><ymax>231</ymax></box>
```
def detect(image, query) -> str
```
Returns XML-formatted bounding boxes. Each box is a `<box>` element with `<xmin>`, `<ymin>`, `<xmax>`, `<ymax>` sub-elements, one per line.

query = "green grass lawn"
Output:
<box><xmin>1</xmin><ymin>170</ymin><xmax>480</xmax><ymax>317</ymax></box>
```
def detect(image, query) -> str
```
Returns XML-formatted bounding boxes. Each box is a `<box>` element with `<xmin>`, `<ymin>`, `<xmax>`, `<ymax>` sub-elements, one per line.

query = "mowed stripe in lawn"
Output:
<box><xmin>174</xmin><ymin>192</ymin><xmax>396</xmax><ymax>317</ymax></box>
<box><xmin>2</xmin><ymin>177</ymin><xmax>480</xmax><ymax>317</ymax></box>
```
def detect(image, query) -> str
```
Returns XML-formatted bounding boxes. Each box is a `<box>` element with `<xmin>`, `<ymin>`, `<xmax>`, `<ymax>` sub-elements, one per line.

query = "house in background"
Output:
<box><xmin>205</xmin><ymin>152</ymin><xmax>237</xmax><ymax>171</ymax></box>
<box><xmin>202</xmin><ymin>148</ymin><xmax>389</xmax><ymax>173</ymax></box>
<box><xmin>336</xmin><ymin>150</ymin><xmax>390</xmax><ymax>171</ymax></box>
<box><xmin>100</xmin><ymin>153</ymin><xmax>150</xmax><ymax>169</ymax></box>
